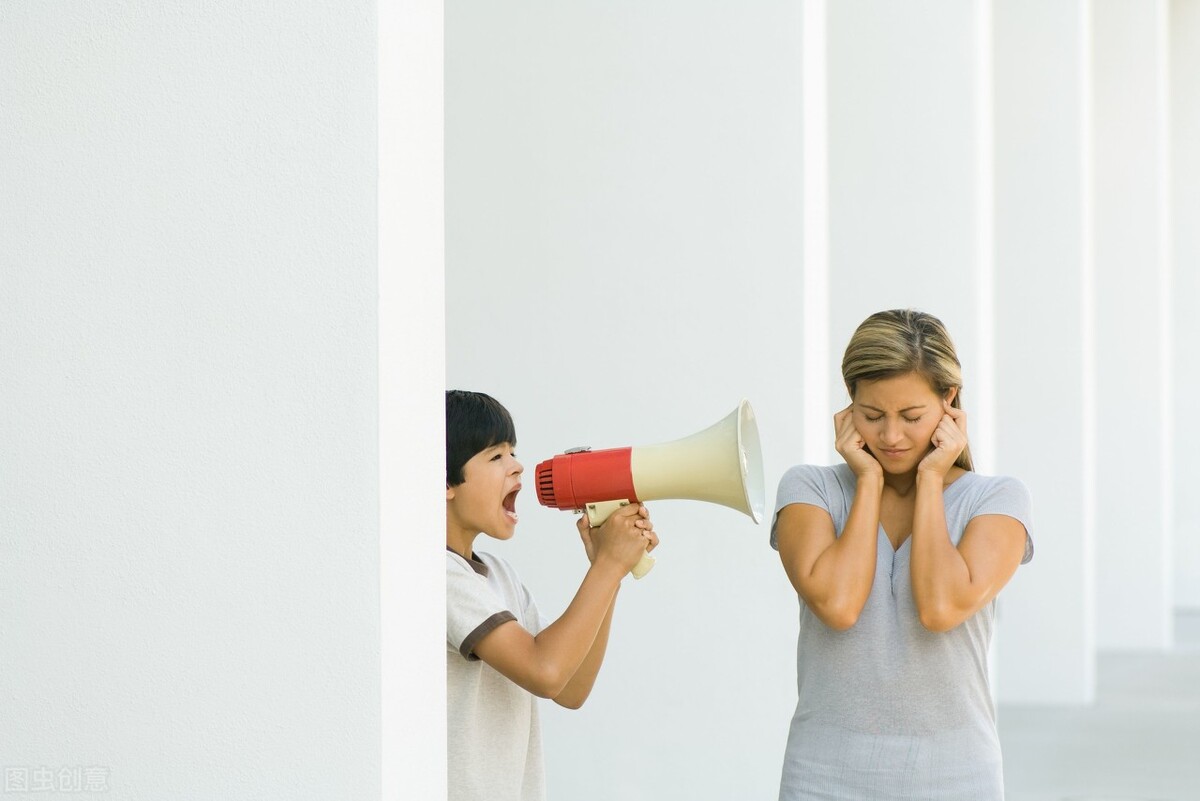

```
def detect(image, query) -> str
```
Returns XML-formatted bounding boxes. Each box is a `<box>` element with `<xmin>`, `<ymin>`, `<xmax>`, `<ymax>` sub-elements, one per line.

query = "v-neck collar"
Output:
<box><xmin>880</xmin><ymin>525</ymin><xmax>912</xmax><ymax>554</ymax></box>
<box><xmin>878</xmin><ymin>471</ymin><xmax>974</xmax><ymax>553</ymax></box>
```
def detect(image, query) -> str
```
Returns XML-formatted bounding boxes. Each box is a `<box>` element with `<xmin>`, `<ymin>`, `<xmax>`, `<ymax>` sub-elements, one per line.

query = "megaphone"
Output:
<box><xmin>534</xmin><ymin>399</ymin><xmax>765</xmax><ymax>579</ymax></box>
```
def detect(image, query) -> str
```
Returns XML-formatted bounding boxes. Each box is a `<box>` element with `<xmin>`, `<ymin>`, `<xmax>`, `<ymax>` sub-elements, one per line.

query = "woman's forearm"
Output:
<box><xmin>910</xmin><ymin>473</ymin><xmax>971</xmax><ymax>630</ymax></box>
<box><xmin>803</xmin><ymin>475</ymin><xmax>883</xmax><ymax>628</ymax></box>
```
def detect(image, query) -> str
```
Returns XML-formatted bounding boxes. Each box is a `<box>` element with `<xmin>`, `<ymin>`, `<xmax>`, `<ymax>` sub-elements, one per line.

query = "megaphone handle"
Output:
<box><xmin>630</xmin><ymin>551</ymin><xmax>656</xmax><ymax>579</ymax></box>
<box><xmin>585</xmin><ymin>500</ymin><xmax>655</xmax><ymax>580</ymax></box>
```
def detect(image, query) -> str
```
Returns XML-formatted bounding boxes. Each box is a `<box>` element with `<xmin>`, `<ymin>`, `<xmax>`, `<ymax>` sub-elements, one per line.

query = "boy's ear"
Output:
<box><xmin>446</xmin><ymin>484</ymin><xmax>455</xmax><ymax>501</ymax></box>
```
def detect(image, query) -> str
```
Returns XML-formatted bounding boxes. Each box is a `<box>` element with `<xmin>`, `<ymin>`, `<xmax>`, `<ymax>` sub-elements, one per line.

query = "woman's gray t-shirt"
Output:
<box><xmin>771</xmin><ymin>463</ymin><xmax>1033</xmax><ymax>801</ymax></box>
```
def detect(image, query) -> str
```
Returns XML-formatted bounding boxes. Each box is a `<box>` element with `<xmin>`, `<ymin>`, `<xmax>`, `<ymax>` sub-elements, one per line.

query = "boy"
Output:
<box><xmin>446</xmin><ymin>390</ymin><xmax>656</xmax><ymax>801</ymax></box>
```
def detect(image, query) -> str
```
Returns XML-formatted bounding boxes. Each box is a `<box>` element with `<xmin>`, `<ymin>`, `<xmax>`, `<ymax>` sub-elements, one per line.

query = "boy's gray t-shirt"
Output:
<box><xmin>446</xmin><ymin>550</ymin><xmax>548</xmax><ymax>801</ymax></box>
<box><xmin>771</xmin><ymin>464</ymin><xmax>1033</xmax><ymax>801</ymax></box>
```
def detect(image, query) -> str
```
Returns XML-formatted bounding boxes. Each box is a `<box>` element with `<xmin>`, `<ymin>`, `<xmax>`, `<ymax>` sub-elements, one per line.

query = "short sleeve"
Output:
<box><xmin>446</xmin><ymin>554</ymin><xmax>516</xmax><ymax>661</ymax></box>
<box><xmin>478</xmin><ymin>552</ymin><xmax>547</xmax><ymax>635</ymax></box>
<box><xmin>972</xmin><ymin>475</ymin><xmax>1034</xmax><ymax>565</ymax></box>
<box><xmin>770</xmin><ymin>464</ymin><xmax>838</xmax><ymax>550</ymax></box>
<box><xmin>518</xmin><ymin>582</ymin><xmax>547</xmax><ymax>636</ymax></box>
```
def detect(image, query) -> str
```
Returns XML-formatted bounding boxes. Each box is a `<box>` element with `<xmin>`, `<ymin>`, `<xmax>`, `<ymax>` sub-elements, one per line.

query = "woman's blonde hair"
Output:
<box><xmin>841</xmin><ymin>309</ymin><xmax>973</xmax><ymax>471</ymax></box>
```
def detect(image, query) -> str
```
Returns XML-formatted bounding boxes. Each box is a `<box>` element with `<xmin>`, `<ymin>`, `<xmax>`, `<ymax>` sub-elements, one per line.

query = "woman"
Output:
<box><xmin>772</xmin><ymin>309</ymin><xmax>1032</xmax><ymax>800</ymax></box>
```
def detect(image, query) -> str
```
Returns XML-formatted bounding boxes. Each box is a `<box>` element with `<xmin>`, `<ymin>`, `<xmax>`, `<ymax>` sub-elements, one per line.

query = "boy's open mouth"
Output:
<box><xmin>503</xmin><ymin>486</ymin><xmax>520</xmax><ymax>523</ymax></box>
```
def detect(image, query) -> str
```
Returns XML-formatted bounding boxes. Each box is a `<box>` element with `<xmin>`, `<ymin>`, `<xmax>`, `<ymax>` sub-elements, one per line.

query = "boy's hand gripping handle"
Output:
<box><xmin>585</xmin><ymin>500</ymin><xmax>655</xmax><ymax>579</ymax></box>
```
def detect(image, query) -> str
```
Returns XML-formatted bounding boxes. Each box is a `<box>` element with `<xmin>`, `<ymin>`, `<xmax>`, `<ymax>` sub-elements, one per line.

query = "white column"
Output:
<box><xmin>3</xmin><ymin>5</ymin><xmax>381</xmax><ymax>798</ymax></box>
<box><xmin>992</xmin><ymin>0</ymin><xmax>1095</xmax><ymax>703</ymax></box>
<box><xmin>1091</xmin><ymin>0</ymin><xmax>1173</xmax><ymax>649</ymax></box>
<box><xmin>1171</xmin><ymin>0</ymin><xmax>1200</xmax><ymax>611</ymax></box>
<box><xmin>380</xmin><ymin>0</ymin><xmax>445</xmax><ymax>798</ymax></box>
<box><xmin>825</xmin><ymin>1</ymin><xmax>993</xmax><ymax>450</ymax></box>
<box><xmin>803</xmin><ymin>0</ymin><xmax>833</xmax><ymax>466</ymax></box>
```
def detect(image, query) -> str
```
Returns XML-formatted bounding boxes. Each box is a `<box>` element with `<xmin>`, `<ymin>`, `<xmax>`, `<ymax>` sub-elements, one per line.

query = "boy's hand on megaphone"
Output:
<box><xmin>577</xmin><ymin>503</ymin><xmax>658</xmax><ymax>574</ymax></box>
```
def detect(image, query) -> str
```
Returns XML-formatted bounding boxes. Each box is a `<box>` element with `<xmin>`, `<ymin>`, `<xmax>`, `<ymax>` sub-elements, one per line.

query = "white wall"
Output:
<box><xmin>821</xmin><ymin>0</ymin><xmax>996</xmax><ymax>489</ymax></box>
<box><xmin>1172</xmin><ymin>0</ymin><xmax>1200</xmax><ymax>610</ymax></box>
<box><xmin>447</xmin><ymin>2</ymin><xmax>804</xmax><ymax>798</ymax></box>
<box><xmin>0</xmin><ymin>4</ymin><xmax>380</xmax><ymax>799</ymax></box>
<box><xmin>826</xmin><ymin>1</ymin><xmax>987</xmax><ymax>392</ymax></box>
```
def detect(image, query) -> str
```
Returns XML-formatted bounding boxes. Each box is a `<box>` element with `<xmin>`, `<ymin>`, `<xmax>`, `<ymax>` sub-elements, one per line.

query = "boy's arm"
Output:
<box><xmin>551</xmin><ymin>585</ymin><xmax>617</xmax><ymax>709</ymax></box>
<box><xmin>473</xmin><ymin>504</ymin><xmax>650</xmax><ymax>702</ymax></box>
<box><xmin>550</xmin><ymin>507</ymin><xmax>656</xmax><ymax>708</ymax></box>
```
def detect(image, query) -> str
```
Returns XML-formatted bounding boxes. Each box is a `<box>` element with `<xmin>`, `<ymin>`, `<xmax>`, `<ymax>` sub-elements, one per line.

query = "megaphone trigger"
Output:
<box><xmin>584</xmin><ymin>500</ymin><xmax>630</xmax><ymax>528</ymax></box>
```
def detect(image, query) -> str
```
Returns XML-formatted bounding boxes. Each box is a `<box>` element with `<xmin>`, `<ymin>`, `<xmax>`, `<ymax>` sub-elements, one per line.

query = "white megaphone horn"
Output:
<box><xmin>534</xmin><ymin>399</ymin><xmax>765</xmax><ymax>579</ymax></box>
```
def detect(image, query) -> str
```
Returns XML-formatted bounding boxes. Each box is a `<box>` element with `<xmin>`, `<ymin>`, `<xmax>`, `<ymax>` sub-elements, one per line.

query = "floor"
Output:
<box><xmin>998</xmin><ymin>611</ymin><xmax>1200</xmax><ymax>801</ymax></box>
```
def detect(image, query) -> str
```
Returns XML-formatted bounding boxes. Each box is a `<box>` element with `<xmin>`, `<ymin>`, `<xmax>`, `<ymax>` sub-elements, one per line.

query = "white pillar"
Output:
<box><xmin>803</xmin><ymin>0</ymin><xmax>832</xmax><ymax>466</ymax></box>
<box><xmin>380</xmin><ymin>0</ymin><xmax>446</xmax><ymax>798</ymax></box>
<box><xmin>991</xmin><ymin>0</ymin><xmax>1095</xmax><ymax>703</ymax></box>
<box><xmin>1171</xmin><ymin>0</ymin><xmax>1200</xmax><ymax>611</ymax></box>
<box><xmin>1091</xmin><ymin>0</ymin><xmax>1173</xmax><ymax>649</ymax></box>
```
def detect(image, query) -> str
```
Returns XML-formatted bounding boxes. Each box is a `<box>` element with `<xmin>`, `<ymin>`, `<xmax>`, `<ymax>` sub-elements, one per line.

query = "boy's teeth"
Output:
<box><xmin>505</xmin><ymin>510</ymin><xmax>519</xmax><ymax>523</ymax></box>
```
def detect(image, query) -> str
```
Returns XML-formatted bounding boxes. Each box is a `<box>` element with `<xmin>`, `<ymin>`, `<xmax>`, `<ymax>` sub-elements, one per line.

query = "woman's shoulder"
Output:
<box><xmin>775</xmin><ymin>463</ymin><xmax>855</xmax><ymax>507</ymax></box>
<box><xmin>952</xmin><ymin>472</ymin><xmax>1034</xmax><ymax>562</ymax></box>
<box><xmin>953</xmin><ymin>471</ymin><xmax>1030</xmax><ymax>499</ymax></box>
<box><xmin>949</xmin><ymin>472</ymin><xmax>1033</xmax><ymax>527</ymax></box>
<box><xmin>780</xmin><ymin>462</ymin><xmax>853</xmax><ymax>484</ymax></box>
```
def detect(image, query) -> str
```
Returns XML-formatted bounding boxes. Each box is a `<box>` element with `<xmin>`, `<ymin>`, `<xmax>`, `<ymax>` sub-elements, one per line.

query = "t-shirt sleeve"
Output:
<box><xmin>973</xmin><ymin>475</ymin><xmax>1034</xmax><ymax>565</ymax></box>
<box><xmin>446</xmin><ymin>555</ymin><xmax>517</xmax><ymax>661</ymax></box>
<box><xmin>770</xmin><ymin>464</ymin><xmax>834</xmax><ymax>550</ymax></box>
<box><xmin>517</xmin><ymin>582</ymin><xmax>547</xmax><ymax>636</ymax></box>
<box><xmin>482</xmin><ymin>552</ymin><xmax>547</xmax><ymax>635</ymax></box>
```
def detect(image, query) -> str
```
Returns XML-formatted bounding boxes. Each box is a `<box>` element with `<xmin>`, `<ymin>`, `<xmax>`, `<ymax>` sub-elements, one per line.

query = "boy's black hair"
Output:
<box><xmin>446</xmin><ymin>390</ymin><xmax>517</xmax><ymax>486</ymax></box>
